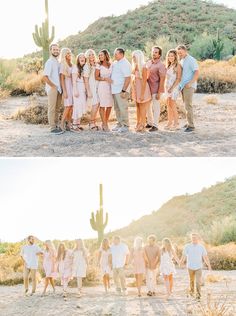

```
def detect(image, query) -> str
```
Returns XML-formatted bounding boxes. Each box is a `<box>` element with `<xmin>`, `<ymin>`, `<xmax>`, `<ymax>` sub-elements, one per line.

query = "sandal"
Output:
<box><xmin>89</xmin><ymin>123</ymin><xmax>99</xmax><ymax>131</ymax></box>
<box><xmin>72</xmin><ymin>124</ymin><xmax>81</xmax><ymax>132</ymax></box>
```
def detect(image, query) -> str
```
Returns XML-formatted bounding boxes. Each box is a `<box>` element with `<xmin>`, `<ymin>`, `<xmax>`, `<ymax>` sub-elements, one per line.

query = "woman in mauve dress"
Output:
<box><xmin>57</xmin><ymin>243</ymin><xmax>73</xmax><ymax>299</ymax></box>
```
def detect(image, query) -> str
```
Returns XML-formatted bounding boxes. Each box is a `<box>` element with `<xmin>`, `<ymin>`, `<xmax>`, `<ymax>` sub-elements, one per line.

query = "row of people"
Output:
<box><xmin>20</xmin><ymin>233</ymin><xmax>211</xmax><ymax>300</ymax></box>
<box><xmin>43</xmin><ymin>44</ymin><xmax>199</xmax><ymax>135</ymax></box>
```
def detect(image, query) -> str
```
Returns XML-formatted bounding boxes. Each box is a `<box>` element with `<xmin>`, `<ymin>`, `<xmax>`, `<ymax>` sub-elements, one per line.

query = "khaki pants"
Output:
<box><xmin>146</xmin><ymin>268</ymin><xmax>158</xmax><ymax>292</ymax></box>
<box><xmin>47</xmin><ymin>88</ymin><xmax>62</xmax><ymax>131</ymax></box>
<box><xmin>182</xmin><ymin>87</ymin><xmax>195</xmax><ymax>128</ymax></box>
<box><xmin>147</xmin><ymin>94</ymin><xmax>161</xmax><ymax>128</ymax></box>
<box><xmin>113</xmin><ymin>268</ymin><xmax>126</xmax><ymax>291</ymax></box>
<box><xmin>188</xmin><ymin>268</ymin><xmax>202</xmax><ymax>298</ymax></box>
<box><xmin>113</xmin><ymin>93</ymin><xmax>129</xmax><ymax>127</ymax></box>
<box><xmin>23</xmin><ymin>267</ymin><xmax>37</xmax><ymax>293</ymax></box>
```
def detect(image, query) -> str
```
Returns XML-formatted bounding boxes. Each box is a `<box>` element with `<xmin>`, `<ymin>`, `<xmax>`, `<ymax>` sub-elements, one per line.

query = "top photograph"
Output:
<box><xmin>0</xmin><ymin>0</ymin><xmax>235</xmax><ymax>157</ymax></box>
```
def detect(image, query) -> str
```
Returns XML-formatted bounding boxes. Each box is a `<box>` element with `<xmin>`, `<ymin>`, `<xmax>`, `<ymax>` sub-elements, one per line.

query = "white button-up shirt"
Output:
<box><xmin>20</xmin><ymin>244</ymin><xmax>42</xmax><ymax>269</ymax></box>
<box><xmin>110</xmin><ymin>243</ymin><xmax>129</xmax><ymax>269</ymax></box>
<box><xmin>43</xmin><ymin>56</ymin><xmax>62</xmax><ymax>94</ymax></box>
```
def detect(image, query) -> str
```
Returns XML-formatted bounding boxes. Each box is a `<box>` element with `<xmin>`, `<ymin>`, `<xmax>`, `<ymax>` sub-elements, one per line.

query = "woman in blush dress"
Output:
<box><xmin>72</xmin><ymin>239</ymin><xmax>89</xmax><ymax>297</ymax></box>
<box><xmin>95</xmin><ymin>49</ymin><xmax>113</xmax><ymax>132</ymax></box>
<box><xmin>164</xmin><ymin>49</ymin><xmax>182</xmax><ymax>130</ymax></box>
<box><xmin>42</xmin><ymin>240</ymin><xmax>57</xmax><ymax>296</ymax></box>
<box><xmin>57</xmin><ymin>243</ymin><xmax>73</xmax><ymax>299</ymax></box>
<box><xmin>130</xmin><ymin>237</ymin><xmax>147</xmax><ymax>297</ymax></box>
<box><xmin>98</xmin><ymin>238</ymin><xmax>112</xmax><ymax>293</ymax></box>
<box><xmin>160</xmin><ymin>238</ymin><xmax>180</xmax><ymax>300</ymax></box>
<box><xmin>131</xmin><ymin>50</ymin><xmax>152</xmax><ymax>133</ymax></box>
<box><xmin>84</xmin><ymin>49</ymin><xmax>99</xmax><ymax>131</ymax></box>
<box><xmin>72</xmin><ymin>53</ymin><xmax>87</xmax><ymax>132</ymax></box>
<box><xmin>60</xmin><ymin>48</ymin><xmax>74</xmax><ymax>131</ymax></box>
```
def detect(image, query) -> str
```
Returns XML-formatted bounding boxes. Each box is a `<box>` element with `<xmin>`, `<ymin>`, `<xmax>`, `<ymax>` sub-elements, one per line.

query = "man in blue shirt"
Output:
<box><xmin>177</xmin><ymin>45</ymin><xmax>199</xmax><ymax>132</ymax></box>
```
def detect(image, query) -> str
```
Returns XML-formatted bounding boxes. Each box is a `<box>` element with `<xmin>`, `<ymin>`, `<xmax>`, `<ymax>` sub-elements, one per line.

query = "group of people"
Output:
<box><xmin>20</xmin><ymin>233</ymin><xmax>211</xmax><ymax>301</ymax></box>
<box><xmin>43</xmin><ymin>44</ymin><xmax>199</xmax><ymax>135</ymax></box>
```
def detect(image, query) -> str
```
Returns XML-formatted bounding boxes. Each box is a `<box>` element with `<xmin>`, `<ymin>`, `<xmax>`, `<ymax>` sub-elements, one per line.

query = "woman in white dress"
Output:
<box><xmin>72</xmin><ymin>53</ymin><xmax>87</xmax><ymax>132</ymax></box>
<box><xmin>84</xmin><ymin>49</ymin><xmax>99</xmax><ymax>130</ymax></box>
<box><xmin>95</xmin><ymin>50</ymin><xmax>113</xmax><ymax>132</ymax></box>
<box><xmin>164</xmin><ymin>49</ymin><xmax>182</xmax><ymax>130</ymax></box>
<box><xmin>160</xmin><ymin>238</ymin><xmax>180</xmax><ymax>300</ymax></box>
<box><xmin>97</xmin><ymin>238</ymin><xmax>111</xmax><ymax>292</ymax></box>
<box><xmin>72</xmin><ymin>239</ymin><xmax>88</xmax><ymax>297</ymax></box>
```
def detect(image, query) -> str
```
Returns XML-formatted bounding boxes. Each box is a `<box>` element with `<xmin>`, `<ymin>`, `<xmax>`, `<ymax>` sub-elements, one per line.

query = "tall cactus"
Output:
<box><xmin>90</xmin><ymin>184</ymin><xmax>108</xmax><ymax>244</ymax></box>
<box><xmin>32</xmin><ymin>0</ymin><xmax>55</xmax><ymax>65</ymax></box>
<box><xmin>213</xmin><ymin>29</ymin><xmax>224</xmax><ymax>61</ymax></box>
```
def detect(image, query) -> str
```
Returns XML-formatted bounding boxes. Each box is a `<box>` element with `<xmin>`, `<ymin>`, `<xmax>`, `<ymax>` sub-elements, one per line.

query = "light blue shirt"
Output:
<box><xmin>184</xmin><ymin>243</ymin><xmax>207</xmax><ymax>270</ymax></box>
<box><xmin>111</xmin><ymin>58</ymin><xmax>132</xmax><ymax>94</ymax></box>
<box><xmin>179</xmin><ymin>55</ymin><xmax>199</xmax><ymax>91</ymax></box>
<box><xmin>43</xmin><ymin>57</ymin><xmax>62</xmax><ymax>94</ymax></box>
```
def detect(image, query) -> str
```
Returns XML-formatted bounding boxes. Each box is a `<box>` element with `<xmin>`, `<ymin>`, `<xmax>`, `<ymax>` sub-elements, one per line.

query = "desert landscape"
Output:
<box><xmin>0</xmin><ymin>92</ymin><xmax>236</xmax><ymax>157</ymax></box>
<box><xmin>0</xmin><ymin>270</ymin><xmax>236</xmax><ymax>316</ymax></box>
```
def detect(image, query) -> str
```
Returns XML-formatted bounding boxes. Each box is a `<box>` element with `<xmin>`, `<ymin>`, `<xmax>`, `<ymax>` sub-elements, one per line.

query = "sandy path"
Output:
<box><xmin>0</xmin><ymin>93</ymin><xmax>236</xmax><ymax>157</ymax></box>
<box><xmin>0</xmin><ymin>270</ymin><xmax>236</xmax><ymax>316</ymax></box>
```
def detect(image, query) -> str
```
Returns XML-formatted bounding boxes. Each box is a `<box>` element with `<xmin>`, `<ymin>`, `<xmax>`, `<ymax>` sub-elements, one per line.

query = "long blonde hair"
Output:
<box><xmin>74</xmin><ymin>239</ymin><xmax>88</xmax><ymax>257</ymax></box>
<box><xmin>161</xmin><ymin>238</ymin><xmax>174</xmax><ymax>254</ymax></box>
<box><xmin>132</xmin><ymin>50</ymin><xmax>145</xmax><ymax>79</ymax></box>
<box><xmin>45</xmin><ymin>240</ymin><xmax>56</xmax><ymax>254</ymax></box>
<box><xmin>60</xmin><ymin>47</ymin><xmax>72</xmax><ymax>76</ymax></box>
<box><xmin>133</xmin><ymin>236</ymin><xmax>143</xmax><ymax>250</ymax></box>
<box><xmin>166</xmin><ymin>49</ymin><xmax>178</xmax><ymax>72</ymax></box>
<box><xmin>85</xmin><ymin>49</ymin><xmax>97</xmax><ymax>76</ymax></box>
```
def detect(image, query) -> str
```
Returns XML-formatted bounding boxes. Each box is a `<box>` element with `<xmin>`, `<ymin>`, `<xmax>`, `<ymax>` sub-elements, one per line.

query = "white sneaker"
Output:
<box><xmin>117</xmin><ymin>126</ymin><xmax>129</xmax><ymax>133</ymax></box>
<box><xmin>112</xmin><ymin>124</ymin><xmax>121</xmax><ymax>132</ymax></box>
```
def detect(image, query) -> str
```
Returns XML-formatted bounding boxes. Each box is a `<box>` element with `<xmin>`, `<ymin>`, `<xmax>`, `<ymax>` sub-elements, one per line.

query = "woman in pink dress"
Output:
<box><xmin>98</xmin><ymin>238</ymin><xmax>112</xmax><ymax>292</ymax></box>
<box><xmin>42</xmin><ymin>240</ymin><xmax>57</xmax><ymax>296</ymax></box>
<box><xmin>130</xmin><ymin>237</ymin><xmax>148</xmax><ymax>297</ymax></box>
<box><xmin>60</xmin><ymin>48</ymin><xmax>73</xmax><ymax>131</ymax></box>
<box><xmin>95</xmin><ymin>50</ymin><xmax>113</xmax><ymax>132</ymax></box>
<box><xmin>57</xmin><ymin>243</ymin><xmax>73</xmax><ymax>299</ymax></box>
<box><xmin>72</xmin><ymin>53</ymin><xmax>87</xmax><ymax>132</ymax></box>
<box><xmin>131</xmin><ymin>50</ymin><xmax>152</xmax><ymax>133</ymax></box>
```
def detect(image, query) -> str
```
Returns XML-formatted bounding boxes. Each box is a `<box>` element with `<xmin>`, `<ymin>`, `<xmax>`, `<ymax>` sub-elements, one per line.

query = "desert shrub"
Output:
<box><xmin>205</xmin><ymin>216</ymin><xmax>236</xmax><ymax>246</ymax></box>
<box><xmin>204</xmin><ymin>95</ymin><xmax>219</xmax><ymax>105</ymax></box>
<box><xmin>197</xmin><ymin>60</ymin><xmax>236</xmax><ymax>93</ymax></box>
<box><xmin>208</xmin><ymin>243</ymin><xmax>236</xmax><ymax>270</ymax></box>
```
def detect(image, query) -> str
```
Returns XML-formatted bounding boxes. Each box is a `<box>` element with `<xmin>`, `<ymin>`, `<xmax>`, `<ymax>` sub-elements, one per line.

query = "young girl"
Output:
<box><xmin>95</xmin><ymin>49</ymin><xmax>113</xmax><ymax>132</ymax></box>
<box><xmin>160</xmin><ymin>238</ymin><xmax>180</xmax><ymax>300</ymax></box>
<box><xmin>164</xmin><ymin>49</ymin><xmax>182</xmax><ymax>130</ymax></box>
<box><xmin>42</xmin><ymin>240</ymin><xmax>57</xmax><ymax>296</ymax></box>
<box><xmin>131</xmin><ymin>50</ymin><xmax>152</xmax><ymax>133</ymax></box>
<box><xmin>72</xmin><ymin>239</ymin><xmax>88</xmax><ymax>297</ymax></box>
<box><xmin>72</xmin><ymin>53</ymin><xmax>87</xmax><ymax>132</ymax></box>
<box><xmin>84</xmin><ymin>49</ymin><xmax>99</xmax><ymax>130</ymax></box>
<box><xmin>130</xmin><ymin>237</ymin><xmax>147</xmax><ymax>297</ymax></box>
<box><xmin>98</xmin><ymin>238</ymin><xmax>111</xmax><ymax>293</ymax></box>
<box><xmin>60</xmin><ymin>48</ymin><xmax>73</xmax><ymax>131</ymax></box>
<box><xmin>57</xmin><ymin>243</ymin><xmax>73</xmax><ymax>299</ymax></box>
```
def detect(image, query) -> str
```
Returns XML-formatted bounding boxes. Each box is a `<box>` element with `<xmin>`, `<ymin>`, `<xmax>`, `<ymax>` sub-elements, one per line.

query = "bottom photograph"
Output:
<box><xmin>0</xmin><ymin>158</ymin><xmax>236</xmax><ymax>316</ymax></box>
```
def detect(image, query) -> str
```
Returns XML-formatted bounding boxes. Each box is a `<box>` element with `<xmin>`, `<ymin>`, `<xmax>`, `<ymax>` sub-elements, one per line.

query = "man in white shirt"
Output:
<box><xmin>111</xmin><ymin>48</ymin><xmax>132</xmax><ymax>133</ymax></box>
<box><xmin>20</xmin><ymin>235</ymin><xmax>43</xmax><ymax>295</ymax></box>
<box><xmin>43</xmin><ymin>43</ymin><xmax>64</xmax><ymax>135</ymax></box>
<box><xmin>180</xmin><ymin>233</ymin><xmax>211</xmax><ymax>300</ymax></box>
<box><xmin>109</xmin><ymin>236</ymin><xmax>130</xmax><ymax>294</ymax></box>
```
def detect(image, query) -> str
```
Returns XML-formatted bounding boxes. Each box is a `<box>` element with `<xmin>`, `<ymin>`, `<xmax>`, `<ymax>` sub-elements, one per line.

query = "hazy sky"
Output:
<box><xmin>0</xmin><ymin>158</ymin><xmax>235</xmax><ymax>242</ymax></box>
<box><xmin>0</xmin><ymin>0</ymin><xmax>235</xmax><ymax>58</ymax></box>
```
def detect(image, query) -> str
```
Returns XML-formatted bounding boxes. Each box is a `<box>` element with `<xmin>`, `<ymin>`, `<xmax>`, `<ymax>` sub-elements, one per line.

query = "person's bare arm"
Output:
<box><xmin>84</xmin><ymin>77</ymin><xmax>92</xmax><ymax>98</ymax></box>
<box><xmin>123</xmin><ymin>77</ymin><xmax>131</xmax><ymax>92</ymax></box>
<box><xmin>170</xmin><ymin>65</ymin><xmax>182</xmax><ymax>92</ymax></box>
<box><xmin>43</xmin><ymin>76</ymin><xmax>57</xmax><ymax>89</ymax></box>
<box><xmin>203</xmin><ymin>255</ymin><xmax>212</xmax><ymax>270</ymax></box>
<box><xmin>125</xmin><ymin>253</ymin><xmax>130</xmax><ymax>266</ymax></box>
<box><xmin>72</xmin><ymin>72</ymin><xmax>79</xmax><ymax>97</ymax></box>
<box><xmin>172</xmin><ymin>250</ymin><xmax>180</xmax><ymax>265</ymax></box>
<box><xmin>140</xmin><ymin>67</ymin><xmax>148</xmax><ymax>102</ymax></box>
<box><xmin>157</xmin><ymin>74</ymin><xmax>165</xmax><ymax>100</ymax></box>
<box><xmin>185</xmin><ymin>70</ymin><xmax>199</xmax><ymax>88</ymax></box>
<box><xmin>179</xmin><ymin>254</ymin><xmax>186</xmax><ymax>268</ymax></box>
<box><xmin>60</xmin><ymin>73</ymin><xmax>68</xmax><ymax>99</ymax></box>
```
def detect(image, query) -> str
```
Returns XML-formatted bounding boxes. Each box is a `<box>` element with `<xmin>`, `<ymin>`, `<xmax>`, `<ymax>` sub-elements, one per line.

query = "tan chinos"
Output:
<box><xmin>182</xmin><ymin>87</ymin><xmax>195</xmax><ymax>128</ymax></box>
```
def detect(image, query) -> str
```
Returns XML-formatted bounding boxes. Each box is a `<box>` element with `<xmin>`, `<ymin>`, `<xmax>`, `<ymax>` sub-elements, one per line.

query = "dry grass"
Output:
<box><xmin>0</xmin><ymin>89</ymin><xmax>10</xmax><ymax>100</ymax></box>
<box><xmin>204</xmin><ymin>95</ymin><xmax>219</xmax><ymax>105</ymax></box>
<box><xmin>199</xmin><ymin>293</ymin><xmax>230</xmax><ymax>316</ymax></box>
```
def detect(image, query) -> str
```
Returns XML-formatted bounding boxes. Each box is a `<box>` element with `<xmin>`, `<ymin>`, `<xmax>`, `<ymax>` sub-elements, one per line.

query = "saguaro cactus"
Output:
<box><xmin>32</xmin><ymin>0</ymin><xmax>55</xmax><ymax>65</ymax></box>
<box><xmin>213</xmin><ymin>29</ymin><xmax>224</xmax><ymax>61</ymax></box>
<box><xmin>90</xmin><ymin>184</ymin><xmax>108</xmax><ymax>244</ymax></box>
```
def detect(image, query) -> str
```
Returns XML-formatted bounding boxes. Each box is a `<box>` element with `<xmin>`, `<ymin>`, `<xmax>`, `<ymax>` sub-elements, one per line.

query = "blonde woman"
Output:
<box><xmin>84</xmin><ymin>49</ymin><xmax>99</xmax><ymax>130</ymax></box>
<box><xmin>160</xmin><ymin>238</ymin><xmax>180</xmax><ymax>300</ymax></box>
<box><xmin>98</xmin><ymin>238</ymin><xmax>111</xmax><ymax>293</ymax></box>
<box><xmin>72</xmin><ymin>53</ymin><xmax>87</xmax><ymax>132</ymax></box>
<box><xmin>72</xmin><ymin>239</ymin><xmax>88</xmax><ymax>297</ymax></box>
<box><xmin>57</xmin><ymin>243</ymin><xmax>73</xmax><ymax>299</ymax></box>
<box><xmin>164</xmin><ymin>49</ymin><xmax>182</xmax><ymax>130</ymax></box>
<box><xmin>42</xmin><ymin>240</ymin><xmax>57</xmax><ymax>296</ymax></box>
<box><xmin>131</xmin><ymin>50</ymin><xmax>152</xmax><ymax>132</ymax></box>
<box><xmin>130</xmin><ymin>237</ymin><xmax>147</xmax><ymax>297</ymax></box>
<box><xmin>60</xmin><ymin>48</ymin><xmax>74</xmax><ymax>131</ymax></box>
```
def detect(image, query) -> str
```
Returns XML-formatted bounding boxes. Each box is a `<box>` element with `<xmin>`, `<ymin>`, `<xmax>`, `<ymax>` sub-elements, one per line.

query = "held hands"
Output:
<box><xmin>185</xmin><ymin>82</ymin><xmax>192</xmax><ymax>89</ymax></box>
<box><xmin>105</xmin><ymin>78</ymin><xmax>113</xmax><ymax>84</ymax></box>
